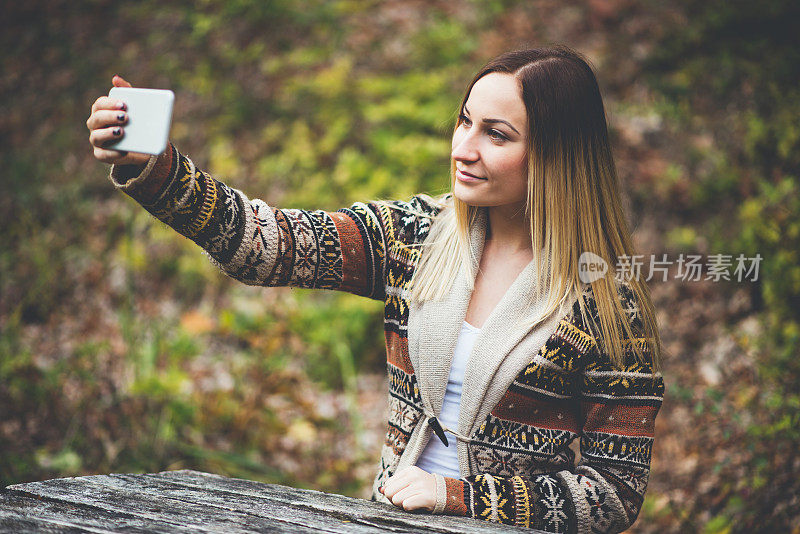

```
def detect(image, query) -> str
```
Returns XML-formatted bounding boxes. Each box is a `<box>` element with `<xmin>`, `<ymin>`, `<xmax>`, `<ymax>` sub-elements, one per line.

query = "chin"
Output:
<box><xmin>453</xmin><ymin>183</ymin><xmax>488</xmax><ymax>206</ymax></box>
<box><xmin>453</xmin><ymin>187</ymin><xmax>528</xmax><ymax>211</ymax></box>
<box><xmin>454</xmin><ymin>187</ymin><xmax>502</xmax><ymax>208</ymax></box>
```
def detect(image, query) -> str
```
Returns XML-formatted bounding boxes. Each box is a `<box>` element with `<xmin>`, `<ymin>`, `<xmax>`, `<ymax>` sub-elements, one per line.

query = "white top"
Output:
<box><xmin>415</xmin><ymin>320</ymin><xmax>481</xmax><ymax>479</ymax></box>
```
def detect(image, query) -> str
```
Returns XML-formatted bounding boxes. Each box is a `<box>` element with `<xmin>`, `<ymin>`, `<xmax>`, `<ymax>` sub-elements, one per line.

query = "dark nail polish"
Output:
<box><xmin>117</xmin><ymin>113</ymin><xmax>125</xmax><ymax>121</ymax></box>
<box><xmin>113</xmin><ymin>128</ymin><xmax>121</xmax><ymax>136</ymax></box>
<box><xmin>116</xmin><ymin>101</ymin><xmax>126</xmax><ymax>110</ymax></box>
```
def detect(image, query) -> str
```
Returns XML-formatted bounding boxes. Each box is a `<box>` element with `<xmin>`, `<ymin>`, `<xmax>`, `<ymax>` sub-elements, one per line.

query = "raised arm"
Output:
<box><xmin>108</xmin><ymin>140</ymin><xmax>399</xmax><ymax>298</ymax></box>
<box><xmin>88</xmin><ymin>78</ymin><xmax>441</xmax><ymax>299</ymax></box>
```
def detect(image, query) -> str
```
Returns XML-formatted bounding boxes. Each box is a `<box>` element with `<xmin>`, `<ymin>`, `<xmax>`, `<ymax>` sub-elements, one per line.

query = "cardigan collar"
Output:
<box><xmin>407</xmin><ymin>206</ymin><xmax>572</xmax><ymax>474</ymax></box>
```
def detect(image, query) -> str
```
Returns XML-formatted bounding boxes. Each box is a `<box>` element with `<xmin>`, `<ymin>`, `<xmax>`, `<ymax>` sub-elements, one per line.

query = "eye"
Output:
<box><xmin>458</xmin><ymin>114</ymin><xmax>472</xmax><ymax>127</ymax></box>
<box><xmin>488</xmin><ymin>129</ymin><xmax>508</xmax><ymax>142</ymax></box>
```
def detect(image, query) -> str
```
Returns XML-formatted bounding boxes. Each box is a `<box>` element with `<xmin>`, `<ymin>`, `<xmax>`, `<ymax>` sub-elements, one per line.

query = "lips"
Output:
<box><xmin>456</xmin><ymin>168</ymin><xmax>486</xmax><ymax>180</ymax></box>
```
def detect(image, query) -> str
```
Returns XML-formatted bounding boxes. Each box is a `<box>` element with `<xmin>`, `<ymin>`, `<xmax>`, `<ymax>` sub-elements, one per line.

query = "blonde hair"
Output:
<box><xmin>408</xmin><ymin>46</ymin><xmax>662</xmax><ymax>373</ymax></box>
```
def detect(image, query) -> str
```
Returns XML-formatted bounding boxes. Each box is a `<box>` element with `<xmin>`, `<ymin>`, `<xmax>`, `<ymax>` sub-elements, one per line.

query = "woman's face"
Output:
<box><xmin>451</xmin><ymin>72</ymin><xmax>529</xmax><ymax>209</ymax></box>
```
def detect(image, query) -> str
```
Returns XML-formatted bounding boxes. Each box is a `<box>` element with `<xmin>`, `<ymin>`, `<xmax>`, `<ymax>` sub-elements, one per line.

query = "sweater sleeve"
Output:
<box><xmin>108</xmin><ymin>143</ymin><xmax>437</xmax><ymax>300</ymax></box>
<box><xmin>437</xmin><ymin>291</ymin><xmax>665</xmax><ymax>533</ymax></box>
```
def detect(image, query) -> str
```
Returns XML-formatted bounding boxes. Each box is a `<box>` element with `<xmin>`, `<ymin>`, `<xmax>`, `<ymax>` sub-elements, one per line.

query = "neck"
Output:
<box><xmin>485</xmin><ymin>201</ymin><xmax>532</xmax><ymax>254</ymax></box>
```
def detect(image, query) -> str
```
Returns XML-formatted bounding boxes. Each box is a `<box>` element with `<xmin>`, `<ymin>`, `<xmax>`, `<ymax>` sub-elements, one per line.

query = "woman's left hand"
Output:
<box><xmin>379</xmin><ymin>466</ymin><xmax>436</xmax><ymax>512</ymax></box>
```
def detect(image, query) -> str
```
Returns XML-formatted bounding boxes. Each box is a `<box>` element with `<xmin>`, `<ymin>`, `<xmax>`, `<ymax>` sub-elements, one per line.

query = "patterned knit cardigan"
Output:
<box><xmin>110</xmin><ymin>143</ymin><xmax>665</xmax><ymax>534</ymax></box>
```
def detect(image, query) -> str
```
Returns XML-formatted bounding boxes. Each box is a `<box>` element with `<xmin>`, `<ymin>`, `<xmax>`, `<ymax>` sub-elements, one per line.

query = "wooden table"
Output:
<box><xmin>0</xmin><ymin>470</ymin><xmax>544</xmax><ymax>532</ymax></box>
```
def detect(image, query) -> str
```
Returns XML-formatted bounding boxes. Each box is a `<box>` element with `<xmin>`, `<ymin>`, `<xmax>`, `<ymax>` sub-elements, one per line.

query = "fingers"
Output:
<box><xmin>382</xmin><ymin>466</ymin><xmax>415</xmax><ymax>497</ymax></box>
<box><xmin>93</xmin><ymin>145</ymin><xmax>129</xmax><ymax>164</ymax></box>
<box><xmin>383</xmin><ymin>479</ymin><xmax>434</xmax><ymax>512</ymax></box>
<box><xmin>112</xmin><ymin>74</ymin><xmax>133</xmax><ymax>88</ymax></box>
<box><xmin>91</xmin><ymin>96</ymin><xmax>127</xmax><ymax>115</ymax></box>
<box><xmin>398</xmin><ymin>493</ymin><xmax>431</xmax><ymax>511</ymax></box>
<box><xmin>87</xmin><ymin>104</ymin><xmax>131</xmax><ymax>166</ymax></box>
<box><xmin>86</xmin><ymin>109</ymin><xmax>127</xmax><ymax>132</ymax></box>
<box><xmin>91</xmin><ymin>143</ymin><xmax>151</xmax><ymax>167</ymax></box>
<box><xmin>89</xmin><ymin>125</ymin><xmax>140</xmax><ymax>165</ymax></box>
<box><xmin>89</xmin><ymin>73</ymin><xmax>133</xmax><ymax>115</ymax></box>
<box><xmin>89</xmin><ymin>124</ymin><xmax>124</xmax><ymax>149</ymax></box>
<box><xmin>88</xmin><ymin>76</ymin><xmax>148</xmax><ymax>167</ymax></box>
<box><xmin>390</xmin><ymin>485</ymin><xmax>420</xmax><ymax>508</ymax></box>
<box><xmin>380</xmin><ymin>466</ymin><xmax>436</xmax><ymax>512</ymax></box>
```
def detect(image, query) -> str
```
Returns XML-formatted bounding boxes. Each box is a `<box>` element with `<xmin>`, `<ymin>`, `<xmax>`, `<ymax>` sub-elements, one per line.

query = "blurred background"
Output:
<box><xmin>1</xmin><ymin>0</ymin><xmax>798</xmax><ymax>531</ymax></box>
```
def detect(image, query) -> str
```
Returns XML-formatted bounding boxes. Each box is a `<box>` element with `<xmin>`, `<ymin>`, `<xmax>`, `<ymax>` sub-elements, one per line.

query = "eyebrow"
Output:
<box><xmin>463</xmin><ymin>106</ymin><xmax>521</xmax><ymax>135</ymax></box>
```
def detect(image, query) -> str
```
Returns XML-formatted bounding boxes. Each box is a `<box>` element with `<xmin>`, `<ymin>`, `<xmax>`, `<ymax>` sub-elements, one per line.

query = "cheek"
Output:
<box><xmin>494</xmin><ymin>149</ymin><xmax>528</xmax><ymax>181</ymax></box>
<box><xmin>494</xmin><ymin>150</ymin><xmax>528</xmax><ymax>200</ymax></box>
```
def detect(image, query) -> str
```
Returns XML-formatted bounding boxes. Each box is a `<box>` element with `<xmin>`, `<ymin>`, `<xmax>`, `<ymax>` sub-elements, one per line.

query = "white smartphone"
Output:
<box><xmin>107</xmin><ymin>87</ymin><xmax>174</xmax><ymax>155</ymax></box>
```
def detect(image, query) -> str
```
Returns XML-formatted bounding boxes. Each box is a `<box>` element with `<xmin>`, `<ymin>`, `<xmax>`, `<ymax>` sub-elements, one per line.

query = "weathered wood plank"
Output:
<box><xmin>3</xmin><ymin>471</ymin><xmax>548</xmax><ymax>533</ymax></box>
<box><xmin>5</xmin><ymin>476</ymin><xmax>323</xmax><ymax>533</ymax></box>
<box><xmin>151</xmin><ymin>470</ymin><xmax>544</xmax><ymax>533</ymax></box>
<box><xmin>0</xmin><ymin>490</ymin><xmax>161</xmax><ymax>533</ymax></box>
<box><xmin>88</xmin><ymin>474</ymin><xmax>390</xmax><ymax>534</ymax></box>
<box><xmin>1</xmin><ymin>514</ymin><xmax>91</xmax><ymax>534</ymax></box>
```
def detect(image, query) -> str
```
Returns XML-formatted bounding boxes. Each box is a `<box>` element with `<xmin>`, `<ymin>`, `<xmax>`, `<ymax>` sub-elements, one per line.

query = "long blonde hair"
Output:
<box><xmin>408</xmin><ymin>46</ymin><xmax>662</xmax><ymax>373</ymax></box>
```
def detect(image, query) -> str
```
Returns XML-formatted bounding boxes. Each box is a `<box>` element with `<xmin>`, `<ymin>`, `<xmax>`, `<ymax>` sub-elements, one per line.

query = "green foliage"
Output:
<box><xmin>703</xmin><ymin>514</ymin><xmax>733</xmax><ymax>534</ymax></box>
<box><xmin>644</xmin><ymin>0</ymin><xmax>800</xmax><ymax>529</ymax></box>
<box><xmin>288</xmin><ymin>290</ymin><xmax>385</xmax><ymax>388</ymax></box>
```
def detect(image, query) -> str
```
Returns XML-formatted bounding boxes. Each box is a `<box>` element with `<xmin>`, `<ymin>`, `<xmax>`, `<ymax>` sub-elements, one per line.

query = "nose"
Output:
<box><xmin>451</xmin><ymin>130</ymin><xmax>479</xmax><ymax>163</ymax></box>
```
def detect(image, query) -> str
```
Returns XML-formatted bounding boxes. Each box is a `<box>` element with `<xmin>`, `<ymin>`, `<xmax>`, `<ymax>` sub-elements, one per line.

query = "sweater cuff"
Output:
<box><xmin>432</xmin><ymin>473</ymin><xmax>446</xmax><ymax>514</ymax></box>
<box><xmin>440</xmin><ymin>476</ymin><xmax>470</xmax><ymax>516</ymax></box>
<box><xmin>108</xmin><ymin>142</ymin><xmax>177</xmax><ymax>205</ymax></box>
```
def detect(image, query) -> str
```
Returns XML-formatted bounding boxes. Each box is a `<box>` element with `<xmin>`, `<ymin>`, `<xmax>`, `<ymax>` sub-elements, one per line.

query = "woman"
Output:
<box><xmin>87</xmin><ymin>46</ymin><xmax>665</xmax><ymax>532</ymax></box>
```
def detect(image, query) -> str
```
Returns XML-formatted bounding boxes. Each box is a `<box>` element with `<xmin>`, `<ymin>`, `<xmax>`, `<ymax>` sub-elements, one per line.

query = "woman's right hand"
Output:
<box><xmin>86</xmin><ymin>75</ymin><xmax>152</xmax><ymax>168</ymax></box>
